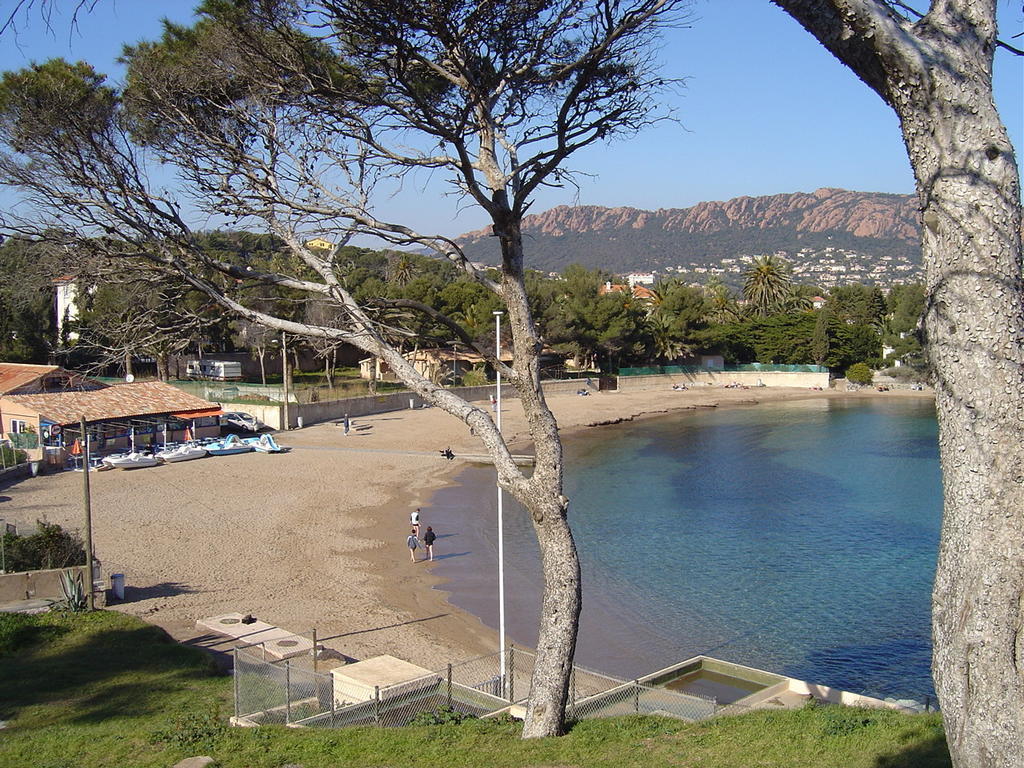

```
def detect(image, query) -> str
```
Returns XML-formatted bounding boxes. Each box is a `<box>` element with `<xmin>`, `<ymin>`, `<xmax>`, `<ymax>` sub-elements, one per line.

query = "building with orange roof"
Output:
<box><xmin>0</xmin><ymin>373</ymin><xmax>221</xmax><ymax>466</ymax></box>
<box><xmin>598</xmin><ymin>281</ymin><xmax>658</xmax><ymax>304</ymax></box>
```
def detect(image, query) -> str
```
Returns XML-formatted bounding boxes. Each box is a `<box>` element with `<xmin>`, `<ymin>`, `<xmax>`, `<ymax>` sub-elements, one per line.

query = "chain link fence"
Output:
<box><xmin>235</xmin><ymin>644</ymin><xmax>720</xmax><ymax>730</ymax></box>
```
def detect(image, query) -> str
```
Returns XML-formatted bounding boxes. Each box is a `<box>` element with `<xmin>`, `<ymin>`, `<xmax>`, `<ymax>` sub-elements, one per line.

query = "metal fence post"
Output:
<box><xmin>331</xmin><ymin>683</ymin><xmax>338</xmax><ymax>727</ymax></box>
<box><xmin>633</xmin><ymin>680</ymin><xmax>640</xmax><ymax>714</ymax></box>
<box><xmin>285</xmin><ymin>661</ymin><xmax>292</xmax><ymax>724</ymax></box>
<box><xmin>374</xmin><ymin>685</ymin><xmax>381</xmax><ymax>726</ymax></box>
<box><xmin>233</xmin><ymin>648</ymin><xmax>240</xmax><ymax>721</ymax></box>
<box><xmin>507</xmin><ymin>644</ymin><xmax>515</xmax><ymax>702</ymax></box>
<box><xmin>312</xmin><ymin>628</ymin><xmax>318</xmax><ymax>673</ymax></box>
<box><xmin>570</xmin><ymin>667</ymin><xmax>577</xmax><ymax>712</ymax></box>
<box><xmin>446</xmin><ymin>664</ymin><xmax>453</xmax><ymax>709</ymax></box>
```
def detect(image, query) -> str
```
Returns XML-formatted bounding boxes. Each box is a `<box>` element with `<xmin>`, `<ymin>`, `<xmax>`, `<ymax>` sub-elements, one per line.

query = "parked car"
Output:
<box><xmin>220</xmin><ymin>412</ymin><xmax>262</xmax><ymax>433</ymax></box>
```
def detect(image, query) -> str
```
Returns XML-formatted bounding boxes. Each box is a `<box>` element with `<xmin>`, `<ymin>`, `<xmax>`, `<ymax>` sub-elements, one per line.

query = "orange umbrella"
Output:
<box><xmin>69</xmin><ymin>438</ymin><xmax>82</xmax><ymax>456</ymax></box>
<box><xmin>184</xmin><ymin>427</ymin><xmax>193</xmax><ymax>442</ymax></box>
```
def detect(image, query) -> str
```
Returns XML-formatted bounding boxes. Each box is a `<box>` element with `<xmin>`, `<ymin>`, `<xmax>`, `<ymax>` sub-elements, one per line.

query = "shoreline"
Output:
<box><xmin>0</xmin><ymin>386</ymin><xmax>933</xmax><ymax>671</ymax></box>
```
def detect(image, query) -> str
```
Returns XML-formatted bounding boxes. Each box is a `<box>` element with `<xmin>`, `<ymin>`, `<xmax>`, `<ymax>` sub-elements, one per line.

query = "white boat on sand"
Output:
<box><xmin>157</xmin><ymin>444</ymin><xmax>208</xmax><ymax>463</ymax></box>
<box><xmin>242</xmin><ymin>434</ymin><xmax>285</xmax><ymax>453</ymax></box>
<box><xmin>103</xmin><ymin>452</ymin><xmax>160</xmax><ymax>470</ymax></box>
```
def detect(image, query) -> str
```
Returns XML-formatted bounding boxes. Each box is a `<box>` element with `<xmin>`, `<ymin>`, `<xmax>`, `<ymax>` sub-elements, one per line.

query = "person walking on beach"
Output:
<box><xmin>406</xmin><ymin>529</ymin><xmax>420</xmax><ymax>562</ymax></box>
<box><xmin>423</xmin><ymin>526</ymin><xmax>437</xmax><ymax>561</ymax></box>
<box><xmin>410</xmin><ymin>508</ymin><xmax>421</xmax><ymax>537</ymax></box>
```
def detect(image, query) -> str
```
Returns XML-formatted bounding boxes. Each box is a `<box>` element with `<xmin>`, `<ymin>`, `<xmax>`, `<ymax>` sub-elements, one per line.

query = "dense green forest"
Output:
<box><xmin>0</xmin><ymin>234</ymin><xmax>926</xmax><ymax>380</ymax></box>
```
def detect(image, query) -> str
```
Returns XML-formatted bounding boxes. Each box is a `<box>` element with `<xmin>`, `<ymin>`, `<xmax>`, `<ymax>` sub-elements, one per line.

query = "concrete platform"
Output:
<box><xmin>0</xmin><ymin>597</ymin><xmax>55</xmax><ymax>614</ymax></box>
<box><xmin>196</xmin><ymin>613</ymin><xmax>313</xmax><ymax>660</ymax></box>
<box><xmin>331</xmin><ymin>654</ymin><xmax>436</xmax><ymax>705</ymax></box>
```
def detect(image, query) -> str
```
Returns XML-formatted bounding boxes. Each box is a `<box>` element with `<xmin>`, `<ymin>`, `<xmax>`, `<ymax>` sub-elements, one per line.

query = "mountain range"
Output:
<box><xmin>456</xmin><ymin>188</ymin><xmax>923</xmax><ymax>288</ymax></box>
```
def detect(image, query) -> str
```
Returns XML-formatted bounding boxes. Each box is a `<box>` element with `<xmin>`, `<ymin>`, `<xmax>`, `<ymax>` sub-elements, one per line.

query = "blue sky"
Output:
<box><xmin>1</xmin><ymin>0</ymin><xmax>1021</xmax><ymax>239</ymax></box>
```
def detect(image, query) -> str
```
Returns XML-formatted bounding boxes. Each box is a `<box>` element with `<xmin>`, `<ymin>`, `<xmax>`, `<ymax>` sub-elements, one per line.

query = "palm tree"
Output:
<box><xmin>781</xmin><ymin>283</ymin><xmax>817</xmax><ymax>313</ymax></box>
<box><xmin>704</xmin><ymin>278</ymin><xmax>742</xmax><ymax>324</ymax></box>
<box><xmin>646</xmin><ymin>313</ymin><xmax>688</xmax><ymax>362</ymax></box>
<box><xmin>743</xmin><ymin>255</ymin><xmax>793</xmax><ymax>316</ymax></box>
<box><xmin>387</xmin><ymin>253</ymin><xmax>416</xmax><ymax>287</ymax></box>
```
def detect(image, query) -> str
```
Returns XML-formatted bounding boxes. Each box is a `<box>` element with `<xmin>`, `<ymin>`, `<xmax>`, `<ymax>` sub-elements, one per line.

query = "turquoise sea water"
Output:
<box><xmin>428</xmin><ymin>397</ymin><xmax>941</xmax><ymax>701</ymax></box>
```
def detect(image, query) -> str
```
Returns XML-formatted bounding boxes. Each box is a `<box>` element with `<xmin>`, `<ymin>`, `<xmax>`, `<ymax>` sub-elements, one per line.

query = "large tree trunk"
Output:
<box><xmin>522</xmin><ymin>494</ymin><xmax>581</xmax><ymax>737</ymax></box>
<box><xmin>899</xmin><ymin>49</ymin><xmax>1024</xmax><ymax>768</ymax></box>
<box><xmin>501</xmin><ymin>225</ymin><xmax>582</xmax><ymax>737</ymax></box>
<box><xmin>156</xmin><ymin>352</ymin><xmax>169</xmax><ymax>381</ymax></box>
<box><xmin>772</xmin><ymin>3</ymin><xmax>1022</xmax><ymax>764</ymax></box>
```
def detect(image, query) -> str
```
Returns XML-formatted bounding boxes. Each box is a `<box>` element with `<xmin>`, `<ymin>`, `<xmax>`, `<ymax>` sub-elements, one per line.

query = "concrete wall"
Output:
<box><xmin>616</xmin><ymin>370</ymin><xmax>830</xmax><ymax>391</ymax></box>
<box><xmin>0</xmin><ymin>461</ymin><xmax>33</xmax><ymax>487</ymax></box>
<box><xmin>224</xmin><ymin>383</ymin><xmax>521</xmax><ymax>430</ymax></box>
<box><xmin>0</xmin><ymin>564</ymin><xmax>105</xmax><ymax>607</ymax></box>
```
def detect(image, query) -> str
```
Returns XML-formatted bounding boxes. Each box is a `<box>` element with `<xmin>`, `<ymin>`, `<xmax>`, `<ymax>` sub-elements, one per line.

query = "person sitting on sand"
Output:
<box><xmin>407</xmin><ymin>529</ymin><xmax>420</xmax><ymax>562</ymax></box>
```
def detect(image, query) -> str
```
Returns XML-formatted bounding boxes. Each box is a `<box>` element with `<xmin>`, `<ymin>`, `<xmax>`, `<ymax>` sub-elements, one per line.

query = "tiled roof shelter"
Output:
<box><xmin>0</xmin><ymin>362</ymin><xmax>106</xmax><ymax>396</ymax></box>
<box><xmin>3</xmin><ymin>381</ymin><xmax>220</xmax><ymax>427</ymax></box>
<box><xmin>1</xmin><ymin>377</ymin><xmax>222</xmax><ymax>462</ymax></box>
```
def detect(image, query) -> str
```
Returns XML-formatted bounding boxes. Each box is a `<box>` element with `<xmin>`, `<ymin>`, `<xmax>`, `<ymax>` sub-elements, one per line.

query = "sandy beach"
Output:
<box><xmin>0</xmin><ymin>386</ymin><xmax>930</xmax><ymax>668</ymax></box>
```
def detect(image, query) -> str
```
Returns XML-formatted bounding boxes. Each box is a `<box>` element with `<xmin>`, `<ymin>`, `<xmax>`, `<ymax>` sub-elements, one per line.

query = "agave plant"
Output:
<box><xmin>56</xmin><ymin>568</ymin><xmax>89</xmax><ymax>613</ymax></box>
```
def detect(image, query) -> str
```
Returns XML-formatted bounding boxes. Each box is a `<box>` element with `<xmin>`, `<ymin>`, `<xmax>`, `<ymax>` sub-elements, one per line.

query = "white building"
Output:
<box><xmin>53</xmin><ymin>276</ymin><xmax>80</xmax><ymax>342</ymax></box>
<box><xmin>625</xmin><ymin>272</ymin><xmax>655</xmax><ymax>288</ymax></box>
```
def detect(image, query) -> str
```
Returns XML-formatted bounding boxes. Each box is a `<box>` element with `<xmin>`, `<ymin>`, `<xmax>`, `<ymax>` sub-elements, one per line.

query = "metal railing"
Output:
<box><xmin>234</xmin><ymin>644</ymin><xmax>721</xmax><ymax>730</ymax></box>
<box><xmin>0</xmin><ymin>442</ymin><xmax>28</xmax><ymax>470</ymax></box>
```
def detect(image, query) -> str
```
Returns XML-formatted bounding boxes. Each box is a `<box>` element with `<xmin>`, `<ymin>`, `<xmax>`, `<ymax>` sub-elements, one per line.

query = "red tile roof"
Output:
<box><xmin>597</xmin><ymin>283</ymin><xmax>657</xmax><ymax>300</ymax></box>
<box><xmin>1</xmin><ymin>381</ymin><xmax>220</xmax><ymax>426</ymax></box>
<box><xmin>0</xmin><ymin>363</ymin><xmax>59</xmax><ymax>395</ymax></box>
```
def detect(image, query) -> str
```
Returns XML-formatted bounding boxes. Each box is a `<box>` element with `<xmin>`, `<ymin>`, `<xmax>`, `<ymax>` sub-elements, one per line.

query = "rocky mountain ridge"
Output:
<box><xmin>457</xmin><ymin>188</ymin><xmax>923</xmax><ymax>287</ymax></box>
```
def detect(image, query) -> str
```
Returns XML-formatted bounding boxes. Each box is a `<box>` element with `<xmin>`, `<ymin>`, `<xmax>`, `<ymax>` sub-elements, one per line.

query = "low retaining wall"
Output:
<box><xmin>0</xmin><ymin>564</ymin><xmax>105</xmax><ymax>607</ymax></box>
<box><xmin>0</xmin><ymin>462</ymin><xmax>34</xmax><ymax>488</ymax></box>
<box><xmin>224</xmin><ymin>383</ymin><xmax>520</xmax><ymax>430</ymax></box>
<box><xmin>616</xmin><ymin>370</ymin><xmax>829</xmax><ymax>391</ymax></box>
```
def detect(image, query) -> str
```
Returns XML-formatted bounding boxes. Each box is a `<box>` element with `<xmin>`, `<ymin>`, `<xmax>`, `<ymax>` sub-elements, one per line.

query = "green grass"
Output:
<box><xmin>0</xmin><ymin>611</ymin><xmax>951</xmax><ymax>768</ymax></box>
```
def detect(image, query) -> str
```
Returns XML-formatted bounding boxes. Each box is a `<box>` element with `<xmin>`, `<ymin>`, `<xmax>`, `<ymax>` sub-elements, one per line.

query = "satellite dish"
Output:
<box><xmin>125</xmin><ymin>374</ymin><xmax>135</xmax><ymax>383</ymax></box>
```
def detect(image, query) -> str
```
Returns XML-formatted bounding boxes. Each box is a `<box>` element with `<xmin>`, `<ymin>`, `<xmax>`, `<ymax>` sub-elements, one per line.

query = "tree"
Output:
<box><xmin>75</xmin><ymin>273</ymin><xmax>209</xmax><ymax>379</ymax></box>
<box><xmin>845</xmin><ymin>361</ymin><xmax>873</xmax><ymax>385</ymax></box>
<box><xmin>0</xmin><ymin>0</ymin><xmax>688</xmax><ymax>738</ymax></box>
<box><xmin>827</xmin><ymin>283</ymin><xmax>886</xmax><ymax>326</ymax></box>
<box><xmin>0</xmin><ymin>237</ymin><xmax>55</xmax><ymax>362</ymax></box>
<box><xmin>742</xmin><ymin>254</ymin><xmax>793</xmax><ymax>315</ymax></box>
<box><xmin>773</xmin><ymin>2</ymin><xmax>1023</xmax><ymax>764</ymax></box>
<box><xmin>233</xmin><ymin>318</ymin><xmax>274</xmax><ymax>385</ymax></box>
<box><xmin>544</xmin><ymin>267</ymin><xmax>650</xmax><ymax>372</ymax></box>
<box><xmin>810</xmin><ymin>307</ymin><xmax>830</xmax><ymax>366</ymax></box>
<box><xmin>703</xmin><ymin>277</ymin><xmax>743</xmax><ymax>323</ymax></box>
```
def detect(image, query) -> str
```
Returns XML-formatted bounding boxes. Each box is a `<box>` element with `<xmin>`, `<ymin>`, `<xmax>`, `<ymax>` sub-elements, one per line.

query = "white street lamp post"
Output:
<box><xmin>494</xmin><ymin>310</ymin><xmax>507</xmax><ymax>693</ymax></box>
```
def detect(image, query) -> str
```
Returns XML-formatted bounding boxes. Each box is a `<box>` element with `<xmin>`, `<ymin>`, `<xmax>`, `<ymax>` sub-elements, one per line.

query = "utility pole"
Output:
<box><xmin>493</xmin><ymin>310</ymin><xmax>506</xmax><ymax>692</ymax></box>
<box><xmin>80</xmin><ymin>417</ymin><xmax>94</xmax><ymax>610</ymax></box>
<box><xmin>281</xmin><ymin>332</ymin><xmax>290</xmax><ymax>430</ymax></box>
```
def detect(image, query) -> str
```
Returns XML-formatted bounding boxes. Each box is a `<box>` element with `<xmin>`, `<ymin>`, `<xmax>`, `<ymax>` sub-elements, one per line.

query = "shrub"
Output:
<box><xmin>2</xmin><ymin>521</ymin><xmax>85</xmax><ymax>573</ymax></box>
<box><xmin>460</xmin><ymin>365</ymin><xmax>489</xmax><ymax>387</ymax></box>
<box><xmin>846</xmin><ymin>362</ymin><xmax>874</xmax><ymax>385</ymax></box>
<box><xmin>0</xmin><ymin>443</ymin><xmax>27</xmax><ymax>466</ymax></box>
<box><xmin>409</xmin><ymin>706</ymin><xmax>476</xmax><ymax>726</ymax></box>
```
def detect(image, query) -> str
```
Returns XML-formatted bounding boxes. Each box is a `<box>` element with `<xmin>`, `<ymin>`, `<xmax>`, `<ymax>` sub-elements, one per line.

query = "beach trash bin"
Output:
<box><xmin>111</xmin><ymin>573</ymin><xmax>125</xmax><ymax>601</ymax></box>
